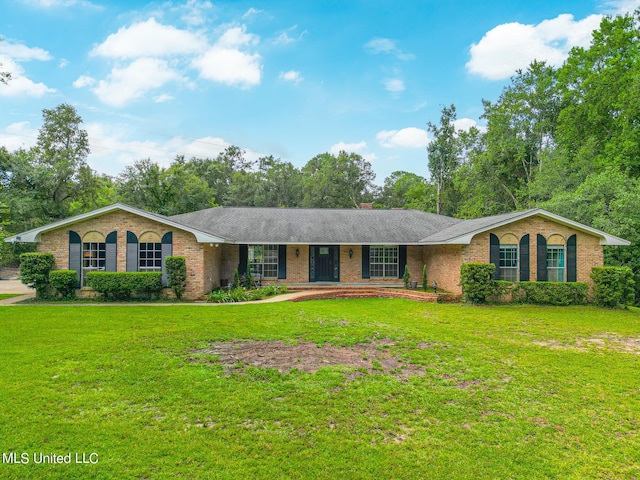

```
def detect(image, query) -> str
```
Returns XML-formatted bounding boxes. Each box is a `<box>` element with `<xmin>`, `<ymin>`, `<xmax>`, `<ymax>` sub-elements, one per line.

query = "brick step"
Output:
<box><xmin>289</xmin><ymin>288</ymin><xmax>440</xmax><ymax>303</ymax></box>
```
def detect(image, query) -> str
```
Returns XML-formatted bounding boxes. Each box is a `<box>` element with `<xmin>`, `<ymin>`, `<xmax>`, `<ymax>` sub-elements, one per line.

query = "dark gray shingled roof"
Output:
<box><xmin>170</xmin><ymin>207</ymin><xmax>462</xmax><ymax>244</ymax></box>
<box><xmin>419</xmin><ymin>210</ymin><xmax>536</xmax><ymax>243</ymax></box>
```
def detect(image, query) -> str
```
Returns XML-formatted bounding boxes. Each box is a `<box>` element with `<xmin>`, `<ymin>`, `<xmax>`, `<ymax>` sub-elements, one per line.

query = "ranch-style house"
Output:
<box><xmin>5</xmin><ymin>203</ymin><xmax>629</xmax><ymax>299</ymax></box>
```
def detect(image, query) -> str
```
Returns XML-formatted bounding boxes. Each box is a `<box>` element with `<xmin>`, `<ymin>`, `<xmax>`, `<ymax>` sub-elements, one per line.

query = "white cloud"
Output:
<box><xmin>330</xmin><ymin>141</ymin><xmax>367</xmax><ymax>154</ymax></box>
<box><xmin>90</xmin><ymin>18</ymin><xmax>207</xmax><ymax>58</ymax></box>
<box><xmin>384</xmin><ymin>78</ymin><xmax>405</xmax><ymax>93</ymax></box>
<box><xmin>180</xmin><ymin>0</ymin><xmax>213</xmax><ymax>26</ymax></box>
<box><xmin>273</xmin><ymin>26</ymin><xmax>307</xmax><ymax>46</ymax></box>
<box><xmin>329</xmin><ymin>141</ymin><xmax>377</xmax><ymax>161</ymax></box>
<box><xmin>243</xmin><ymin>7</ymin><xmax>262</xmax><ymax>18</ymax></box>
<box><xmin>364</xmin><ymin>37</ymin><xmax>415</xmax><ymax>60</ymax></box>
<box><xmin>0</xmin><ymin>56</ymin><xmax>54</xmax><ymax>97</ymax></box>
<box><xmin>467</xmin><ymin>13</ymin><xmax>602</xmax><ymax>80</ymax></box>
<box><xmin>192</xmin><ymin>25</ymin><xmax>261</xmax><ymax>88</ymax></box>
<box><xmin>454</xmin><ymin>118</ymin><xmax>480</xmax><ymax>132</ymax></box>
<box><xmin>216</xmin><ymin>25</ymin><xmax>259</xmax><ymax>48</ymax></box>
<box><xmin>92</xmin><ymin>58</ymin><xmax>183</xmax><ymax>107</ymax></box>
<box><xmin>0</xmin><ymin>121</ymin><xmax>39</xmax><ymax>151</ymax></box>
<box><xmin>153</xmin><ymin>93</ymin><xmax>174</xmax><ymax>103</ymax></box>
<box><xmin>0</xmin><ymin>41</ymin><xmax>51</xmax><ymax>61</ymax></box>
<box><xmin>85</xmin><ymin>124</ymin><xmax>264</xmax><ymax>175</ymax></box>
<box><xmin>73</xmin><ymin>75</ymin><xmax>96</xmax><ymax>88</ymax></box>
<box><xmin>279</xmin><ymin>70</ymin><xmax>302</xmax><ymax>84</ymax></box>
<box><xmin>377</xmin><ymin>128</ymin><xmax>430</xmax><ymax>148</ymax></box>
<box><xmin>601</xmin><ymin>0</ymin><xmax>640</xmax><ymax>14</ymax></box>
<box><xmin>58</xmin><ymin>58</ymin><xmax>69</xmax><ymax>68</ymax></box>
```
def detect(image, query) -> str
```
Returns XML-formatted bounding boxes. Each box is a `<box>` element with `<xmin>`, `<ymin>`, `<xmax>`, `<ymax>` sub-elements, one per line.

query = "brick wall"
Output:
<box><xmin>424</xmin><ymin>244</ymin><xmax>464</xmax><ymax>294</ymax></box>
<box><xmin>463</xmin><ymin>216</ymin><xmax>604</xmax><ymax>285</ymax></box>
<box><xmin>37</xmin><ymin>210</ymin><xmax>207</xmax><ymax>300</ymax></box>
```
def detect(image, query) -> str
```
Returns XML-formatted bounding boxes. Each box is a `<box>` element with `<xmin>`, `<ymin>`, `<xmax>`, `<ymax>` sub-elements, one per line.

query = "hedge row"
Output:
<box><xmin>460</xmin><ymin>262</ymin><xmax>633</xmax><ymax>307</ymax></box>
<box><xmin>86</xmin><ymin>272</ymin><xmax>162</xmax><ymax>300</ymax></box>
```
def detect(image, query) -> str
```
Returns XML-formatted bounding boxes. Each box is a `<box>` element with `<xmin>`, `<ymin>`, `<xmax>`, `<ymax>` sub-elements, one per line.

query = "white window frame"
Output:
<box><xmin>499</xmin><ymin>244</ymin><xmax>519</xmax><ymax>282</ymax></box>
<box><xmin>82</xmin><ymin>241</ymin><xmax>106</xmax><ymax>286</ymax></box>
<box><xmin>370</xmin><ymin>245</ymin><xmax>399</xmax><ymax>278</ymax></box>
<box><xmin>249</xmin><ymin>245</ymin><xmax>278</xmax><ymax>278</ymax></box>
<box><xmin>139</xmin><ymin>242</ymin><xmax>162</xmax><ymax>272</ymax></box>
<box><xmin>547</xmin><ymin>245</ymin><xmax>566</xmax><ymax>282</ymax></box>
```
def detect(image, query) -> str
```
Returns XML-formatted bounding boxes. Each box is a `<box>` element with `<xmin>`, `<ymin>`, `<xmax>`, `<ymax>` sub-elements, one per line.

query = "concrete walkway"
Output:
<box><xmin>0</xmin><ymin>284</ymin><xmax>335</xmax><ymax>306</ymax></box>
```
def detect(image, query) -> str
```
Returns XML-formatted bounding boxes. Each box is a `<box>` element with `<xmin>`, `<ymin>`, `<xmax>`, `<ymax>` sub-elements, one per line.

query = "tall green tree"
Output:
<box><xmin>427</xmin><ymin>104</ymin><xmax>461</xmax><ymax>215</ymax></box>
<box><xmin>378</xmin><ymin>171</ymin><xmax>435</xmax><ymax>211</ymax></box>
<box><xmin>557</xmin><ymin>10</ymin><xmax>640</xmax><ymax>176</ymax></box>
<box><xmin>302</xmin><ymin>151</ymin><xmax>376</xmax><ymax>208</ymax></box>
<box><xmin>116</xmin><ymin>157</ymin><xmax>213</xmax><ymax>215</ymax></box>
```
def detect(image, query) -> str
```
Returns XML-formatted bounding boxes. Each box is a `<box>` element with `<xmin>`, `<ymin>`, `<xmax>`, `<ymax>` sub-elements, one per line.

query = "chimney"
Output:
<box><xmin>359</xmin><ymin>203</ymin><xmax>373</xmax><ymax>209</ymax></box>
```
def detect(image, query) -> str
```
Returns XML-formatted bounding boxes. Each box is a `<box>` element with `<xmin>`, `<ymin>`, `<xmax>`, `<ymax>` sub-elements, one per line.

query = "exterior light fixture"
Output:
<box><xmin>348</xmin><ymin>248</ymin><xmax>353</xmax><ymax>258</ymax></box>
<box><xmin>295</xmin><ymin>248</ymin><xmax>300</xmax><ymax>257</ymax></box>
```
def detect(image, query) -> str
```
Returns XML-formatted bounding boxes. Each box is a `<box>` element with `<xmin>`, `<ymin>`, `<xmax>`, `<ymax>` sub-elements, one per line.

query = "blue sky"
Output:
<box><xmin>1</xmin><ymin>0</ymin><xmax>638</xmax><ymax>184</ymax></box>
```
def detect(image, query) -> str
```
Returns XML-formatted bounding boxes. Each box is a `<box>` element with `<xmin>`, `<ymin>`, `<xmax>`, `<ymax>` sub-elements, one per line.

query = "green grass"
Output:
<box><xmin>0</xmin><ymin>294</ymin><xmax>21</xmax><ymax>300</ymax></box>
<box><xmin>1</xmin><ymin>301</ymin><xmax>639</xmax><ymax>479</ymax></box>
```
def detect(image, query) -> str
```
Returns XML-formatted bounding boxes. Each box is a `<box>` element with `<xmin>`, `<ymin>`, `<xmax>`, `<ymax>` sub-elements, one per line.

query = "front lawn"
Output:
<box><xmin>1</xmin><ymin>301</ymin><xmax>639</xmax><ymax>479</ymax></box>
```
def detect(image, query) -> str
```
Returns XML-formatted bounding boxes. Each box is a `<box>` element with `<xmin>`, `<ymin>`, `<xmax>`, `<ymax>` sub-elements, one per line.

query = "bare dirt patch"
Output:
<box><xmin>190</xmin><ymin>339</ymin><xmax>425</xmax><ymax>377</ymax></box>
<box><xmin>533</xmin><ymin>334</ymin><xmax>640</xmax><ymax>354</ymax></box>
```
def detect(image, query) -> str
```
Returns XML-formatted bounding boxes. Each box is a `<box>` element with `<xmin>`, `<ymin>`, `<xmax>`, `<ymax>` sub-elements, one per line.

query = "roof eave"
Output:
<box><xmin>418</xmin><ymin>209</ymin><xmax>631</xmax><ymax>246</ymax></box>
<box><xmin>4</xmin><ymin>203</ymin><xmax>229</xmax><ymax>244</ymax></box>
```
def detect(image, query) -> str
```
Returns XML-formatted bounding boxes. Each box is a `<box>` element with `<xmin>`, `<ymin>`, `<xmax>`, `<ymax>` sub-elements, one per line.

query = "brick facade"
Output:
<box><xmin>35</xmin><ymin>209</ymin><xmax>606</xmax><ymax>298</ymax></box>
<box><xmin>37</xmin><ymin>211</ymin><xmax>210</xmax><ymax>300</ymax></box>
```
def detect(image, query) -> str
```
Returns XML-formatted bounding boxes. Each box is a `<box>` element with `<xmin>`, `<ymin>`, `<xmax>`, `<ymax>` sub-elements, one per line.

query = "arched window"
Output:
<box><xmin>82</xmin><ymin>231</ymin><xmax>106</xmax><ymax>285</ymax></box>
<box><xmin>138</xmin><ymin>231</ymin><xmax>162</xmax><ymax>272</ymax></box>
<box><xmin>546</xmin><ymin>234</ymin><xmax>566</xmax><ymax>282</ymax></box>
<box><xmin>498</xmin><ymin>234</ymin><xmax>519</xmax><ymax>282</ymax></box>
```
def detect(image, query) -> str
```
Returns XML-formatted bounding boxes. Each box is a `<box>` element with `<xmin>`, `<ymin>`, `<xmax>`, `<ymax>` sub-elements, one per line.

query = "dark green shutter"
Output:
<box><xmin>278</xmin><ymin>245</ymin><xmax>287</xmax><ymax>279</ymax></box>
<box><xmin>239</xmin><ymin>245</ymin><xmax>248</xmax><ymax>274</ymax></box>
<box><xmin>362</xmin><ymin>245</ymin><xmax>370</xmax><ymax>279</ymax></box>
<box><xmin>161</xmin><ymin>232</ymin><xmax>173</xmax><ymax>286</ymax></box>
<box><xmin>537</xmin><ymin>234</ymin><xmax>547</xmax><ymax>282</ymax></box>
<box><xmin>69</xmin><ymin>231</ymin><xmax>81</xmax><ymax>287</ymax></box>
<box><xmin>398</xmin><ymin>245</ymin><xmax>407</xmax><ymax>279</ymax></box>
<box><xmin>567</xmin><ymin>234</ymin><xmax>577</xmax><ymax>282</ymax></box>
<box><xmin>489</xmin><ymin>234</ymin><xmax>500</xmax><ymax>280</ymax></box>
<box><xmin>126</xmin><ymin>231</ymin><xmax>138</xmax><ymax>272</ymax></box>
<box><xmin>105</xmin><ymin>231</ymin><xmax>117</xmax><ymax>272</ymax></box>
<box><xmin>519</xmin><ymin>234</ymin><xmax>530</xmax><ymax>282</ymax></box>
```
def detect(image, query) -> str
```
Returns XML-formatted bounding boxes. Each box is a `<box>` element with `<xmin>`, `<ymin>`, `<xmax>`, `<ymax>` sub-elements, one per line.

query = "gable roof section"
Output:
<box><xmin>4</xmin><ymin>203</ymin><xmax>228</xmax><ymax>244</ymax></box>
<box><xmin>419</xmin><ymin>208</ymin><xmax>630</xmax><ymax>246</ymax></box>
<box><xmin>170</xmin><ymin>207</ymin><xmax>462</xmax><ymax>244</ymax></box>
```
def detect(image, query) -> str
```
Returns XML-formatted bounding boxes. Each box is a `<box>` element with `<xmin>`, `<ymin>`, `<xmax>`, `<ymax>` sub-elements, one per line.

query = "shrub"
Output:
<box><xmin>403</xmin><ymin>265</ymin><xmax>411</xmax><ymax>289</ymax></box>
<box><xmin>20</xmin><ymin>252</ymin><xmax>55</xmax><ymax>298</ymax></box>
<box><xmin>86</xmin><ymin>272</ymin><xmax>162</xmax><ymax>300</ymax></box>
<box><xmin>243</xmin><ymin>260</ymin><xmax>254</xmax><ymax>289</ymax></box>
<box><xmin>460</xmin><ymin>262</ymin><xmax>496</xmax><ymax>303</ymax></box>
<box><xmin>514</xmin><ymin>282</ymin><xmax>589</xmax><ymax>306</ymax></box>
<box><xmin>208</xmin><ymin>285</ymin><xmax>288</xmax><ymax>303</ymax></box>
<box><xmin>422</xmin><ymin>265</ymin><xmax>428</xmax><ymax>292</ymax></box>
<box><xmin>49</xmin><ymin>270</ymin><xmax>78</xmax><ymax>299</ymax></box>
<box><xmin>591</xmin><ymin>266</ymin><xmax>635</xmax><ymax>308</ymax></box>
<box><xmin>232</xmin><ymin>269</ymin><xmax>240</xmax><ymax>289</ymax></box>
<box><xmin>165</xmin><ymin>256</ymin><xmax>187</xmax><ymax>300</ymax></box>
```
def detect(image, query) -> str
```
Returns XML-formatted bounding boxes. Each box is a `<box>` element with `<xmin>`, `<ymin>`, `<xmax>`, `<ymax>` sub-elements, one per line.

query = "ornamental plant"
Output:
<box><xmin>165</xmin><ymin>256</ymin><xmax>187</xmax><ymax>300</ymax></box>
<box><xmin>460</xmin><ymin>262</ymin><xmax>495</xmax><ymax>303</ymax></box>
<box><xmin>20</xmin><ymin>252</ymin><xmax>55</xmax><ymax>298</ymax></box>
<box><xmin>422</xmin><ymin>265</ymin><xmax>428</xmax><ymax>291</ymax></box>
<box><xmin>49</xmin><ymin>270</ymin><xmax>78</xmax><ymax>299</ymax></box>
<box><xmin>403</xmin><ymin>265</ymin><xmax>411</xmax><ymax>289</ymax></box>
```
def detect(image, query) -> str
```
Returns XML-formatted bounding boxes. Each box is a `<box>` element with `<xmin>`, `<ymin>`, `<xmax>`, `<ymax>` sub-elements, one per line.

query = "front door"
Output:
<box><xmin>310</xmin><ymin>246</ymin><xmax>340</xmax><ymax>282</ymax></box>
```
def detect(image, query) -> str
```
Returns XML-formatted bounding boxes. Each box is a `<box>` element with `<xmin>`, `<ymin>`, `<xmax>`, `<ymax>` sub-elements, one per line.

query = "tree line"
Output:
<box><xmin>1</xmin><ymin>10</ymin><xmax>639</xmax><ymax>297</ymax></box>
